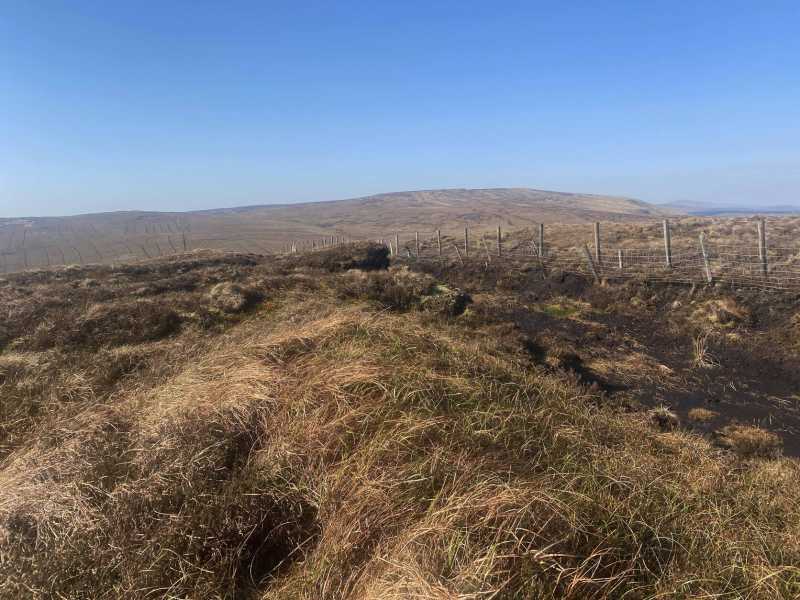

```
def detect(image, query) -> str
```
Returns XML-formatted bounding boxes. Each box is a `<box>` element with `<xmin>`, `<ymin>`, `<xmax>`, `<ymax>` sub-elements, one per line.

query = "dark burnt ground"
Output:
<box><xmin>587</xmin><ymin>283</ymin><xmax>800</xmax><ymax>456</ymax></box>
<box><xmin>413</xmin><ymin>258</ymin><xmax>800</xmax><ymax>457</ymax></box>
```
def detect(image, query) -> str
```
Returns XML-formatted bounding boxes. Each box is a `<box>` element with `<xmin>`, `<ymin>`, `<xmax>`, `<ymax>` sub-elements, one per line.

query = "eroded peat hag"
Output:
<box><xmin>2</xmin><ymin>243</ymin><xmax>800</xmax><ymax>599</ymax></box>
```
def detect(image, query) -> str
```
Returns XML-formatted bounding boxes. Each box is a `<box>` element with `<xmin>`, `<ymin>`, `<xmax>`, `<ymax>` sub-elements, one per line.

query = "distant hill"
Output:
<box><xmin>659</xmin><ymin>200</ymin><xmax>800</xmax><ymax>216</ymax></box>
<box><xmin>208</xmin><ymin>187</ymin><xmax>669</xmax><ymax>230</ymax></box>
<box><xmin>1</xmin><ymin>187</ymin><xmax>668</xmax><ymax>272</ymax></box>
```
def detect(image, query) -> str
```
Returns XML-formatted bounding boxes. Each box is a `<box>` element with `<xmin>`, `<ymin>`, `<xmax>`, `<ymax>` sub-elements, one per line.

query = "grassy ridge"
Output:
<box><xmin>1</xmin><ymin>248</ymin><xmax>799</xmax><ymax>598</ymax></box>
<box><xmin>0</xmin><ymin>187</ymin><xmax>666</xmax><ymax>273</ymax></box>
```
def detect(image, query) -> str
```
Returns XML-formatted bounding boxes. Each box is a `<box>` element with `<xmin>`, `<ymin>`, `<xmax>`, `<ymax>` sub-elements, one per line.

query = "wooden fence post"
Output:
<box><xmin>481</xmin><ymin>238</ymin><xmax>492</xmax><ymax>264</ymax></box>
<box><xmin>497</xmin><ymin>225</ymin><xmax>502</xmax><ymax>257</ymax></box>
<box><xmin>538</xmin><ymin>223</ymin><xmax>545</xmax><ymax>257</ymax></box>
<box><xmin>699</xmin><ymin>233</ymin><xmax>713</xmax><ymax>283</ymax></box>
<box><xmin>583</xmin><ymin>244</ymin><xmax>601</xmax><ymax>283</ymax></box>
<box><xmin>593</xmin><ymin>222</ymin><xmax>601</xmax><ymax>264</ymax></box>
<box><xmin>536</xmin><ymin>248</ymin><xmax>548</xmax><ymax>279</ymax></box>
<box><xmin>395</xmin><ymin>233</ymin><xmax>400</xmax><ymax>258</ymax></box>
<box><xmin>757</xmin><ymin>218</ymin><xmax>768</xmax><ymax>278</ymax></box>
<box><xmin>415</xmin><ymin>231</ymin><xmax>420</xmax><ymax>257</ymax></box>
<box><xmin>618</xmin><ymin>249</ymin><xmax>623</xmax><ymax>272</ymax></box>
<box><xmin>437</xmin><ymin>229</ymin><xmax>442</xmax><ymax>257</ymax></box>
<box><xmin>464</xmin><ymin>227</ymin><xmax>469</xmax><ymax>257</ymax></box>
<box><xmin>453</xmin><ymin>244</ymin><xmax>464</xmax><ymax>266</ymax></box>
<box><xmin>663</xmin><ymin>219</ymin><xmax>672</xmax><ymax>267</ymax></box>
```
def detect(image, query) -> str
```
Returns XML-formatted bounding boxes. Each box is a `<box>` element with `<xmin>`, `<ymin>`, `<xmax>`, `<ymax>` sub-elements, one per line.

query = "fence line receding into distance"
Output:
<box><xmin>3</xmin><ymin>219</ymin><xmax>800</xmax><ymax>290</ymax></box>
<box><xmin>321</xmin><ymin>218</ymin><xmax>800</xmax><ymax>291</ymax></box>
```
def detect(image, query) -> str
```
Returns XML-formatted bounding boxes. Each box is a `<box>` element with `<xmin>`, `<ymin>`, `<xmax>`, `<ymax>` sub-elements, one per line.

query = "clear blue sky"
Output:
<box><xmin>2</xmin><ymin>1</ymin><xmax>799</xmax><ymax>217</ymax></box>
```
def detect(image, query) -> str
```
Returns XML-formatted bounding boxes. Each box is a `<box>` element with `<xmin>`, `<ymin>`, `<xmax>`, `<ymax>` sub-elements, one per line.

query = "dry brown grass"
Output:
<box><xmin>717</xmin><ymin>425</ymin><xmax>784</xmax><ymax>460</ymax></box>
<box><xmin>693</xmin><ymin>298</ymin><xmax>751</xmax><ymax>329</ymax></box>
<box><xmin>692</xmin><ymin>331</ymin><xmax>718</xmax><ymax>368</ymax></box>
<box><xmin>649</xmin><ymin>405</ymin><xmax>680</xmax><ymax>431</ymax></box>
<box><xmin>334</xmin><ymin>266</ymin><xmax>437</xmax><ymax>311</ymax></box>
<box><xmin>2</xmin><ymin>248</ymin><xmax>800</xmax><ymax>598</ymax></box>
<box><xmin>688</xmin><ymin>407</ymin><xmax>719</xmax><ymax>423</ymax></box>
<box><xmin>209</xmin><ymin>282</ymin><xmax>261</xmax><ymax>313</ymax></box>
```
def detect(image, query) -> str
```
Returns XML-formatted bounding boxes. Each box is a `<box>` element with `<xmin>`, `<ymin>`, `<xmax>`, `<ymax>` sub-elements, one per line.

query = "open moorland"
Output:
<box><xmin>2</xmin><ymin>240</ymin><xmax>800</xmax><ymax>598</ymax></box>
<box><xmin>0</xmin><ymin>188</ymin><xmax>668</xmax><ymax>272</ymax></box>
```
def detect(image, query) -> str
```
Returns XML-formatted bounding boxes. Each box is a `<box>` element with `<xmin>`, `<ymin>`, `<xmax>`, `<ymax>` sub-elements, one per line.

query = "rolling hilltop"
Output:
<box><xmin>0</xmin><ymin>188</ymin><xmax>669</xmax><ymax>272</ymax></box>
<box><xmin>206</xmin><ymin>187</ymin><xmax>669</xmax><ymax>230</ymax></box>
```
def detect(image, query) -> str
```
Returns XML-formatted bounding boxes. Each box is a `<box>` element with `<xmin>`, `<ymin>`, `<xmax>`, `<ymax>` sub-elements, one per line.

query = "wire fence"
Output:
<box><xmin>355</xmin><ymin>221</ymin><xmax>800</xmax><ymax>291</ymax></box>
<box><xmin>0</xmin><ymin>234</ymin><xmax>281</xmax><ymax>274</ymax></box>
<box><xmin>3</xmin><ymin>219</ymin><xmax>800</xmax><ymax>290</ymax></box>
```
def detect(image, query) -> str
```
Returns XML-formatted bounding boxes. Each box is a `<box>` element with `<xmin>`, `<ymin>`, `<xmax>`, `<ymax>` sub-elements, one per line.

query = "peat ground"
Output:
<box><xmin>413</xmin><ymin>258</ymin><xmax>800</xmax><ymax>456</ymax></box>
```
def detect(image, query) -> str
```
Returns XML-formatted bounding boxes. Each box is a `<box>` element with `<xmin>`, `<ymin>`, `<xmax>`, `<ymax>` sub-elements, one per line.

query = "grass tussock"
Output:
<box><xmin>693</xmin><ymin>298</ymin><xmax>751</xmax><ymax>329</ymax></box>
<box><xmin>335</xmin><ymin>266</ymin><xmax>435</xmax><ymax>310</ymax></box>
<box><xmin>649</xmin><ymin>405</ymin><xmax>680</xmax><ymax>431</ymax></box>
<box><xmin>1</xmin><ymin>251</ymin><xmax>800</xmax><ymax>599</ymax></box>
<box><xmin>717</xmin><ymin>424</ymin><xmax>784</xmax><ymax>460</ymax></box>
<box><xmin>209</xmin><ymin>281</ymin><xmax>262</xmax><ymax>313</ymax></box>
<box><xmin>538</xmin><ymin>297</ymin><xmax>590</xmax><ymax>319</ymax></box>
<box><xmin>692</xmin><ymin>331</ymin><xmax>718</xmax><ymax>369</ymax></box>
<box><xmin>688</xmin><ymin>407</ymin><xmax>719</xmax><ymax>423</ymax></box>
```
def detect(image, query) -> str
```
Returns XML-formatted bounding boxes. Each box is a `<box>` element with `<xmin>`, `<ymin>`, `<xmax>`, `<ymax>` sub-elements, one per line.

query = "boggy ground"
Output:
<box><xmin>415</xmin><ymin>257</ymin><xmax>800</xmax><ymax>457</ymax></box>
<box><xmin>2</xmin><ymin>244</ymin><xmax>800</xmax><ymax>599</ymax></box>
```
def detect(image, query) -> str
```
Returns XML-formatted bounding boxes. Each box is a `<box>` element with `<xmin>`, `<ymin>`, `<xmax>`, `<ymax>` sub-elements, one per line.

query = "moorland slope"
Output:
<box><xmin>1</xmin><ymin>245</ymin><xmax>799</xmax><ymax>599</ymax></box>
<box><xmin>0</xmin><ymin>188</ymin><xmax>669</xmax><ymax>273</ymax></box>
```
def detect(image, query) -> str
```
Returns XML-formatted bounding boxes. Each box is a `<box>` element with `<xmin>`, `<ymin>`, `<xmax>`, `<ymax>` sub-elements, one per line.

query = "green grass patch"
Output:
<box><xmin>540</xmin><ymin>302</ymin><xmax>580</xmax><ymax>318</ymax></box>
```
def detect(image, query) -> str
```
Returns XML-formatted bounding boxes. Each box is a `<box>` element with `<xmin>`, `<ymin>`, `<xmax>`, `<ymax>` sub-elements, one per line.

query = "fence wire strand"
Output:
<box><xmin>380</xmin><ymin>229</ymin><xmax>800</xmax><ymax>291</ymax></box>
<box><xmin>4</xmin><ymin>224</ymin><xmax>800</xmax><ymax>290</ymax></box>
